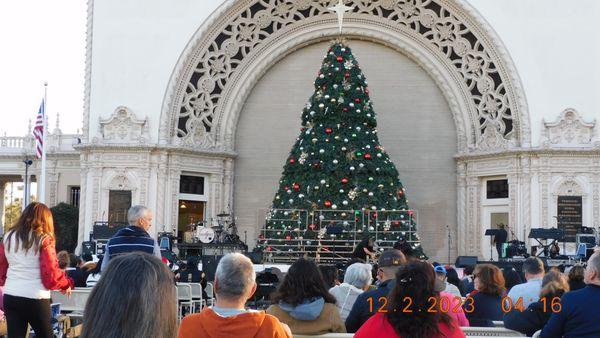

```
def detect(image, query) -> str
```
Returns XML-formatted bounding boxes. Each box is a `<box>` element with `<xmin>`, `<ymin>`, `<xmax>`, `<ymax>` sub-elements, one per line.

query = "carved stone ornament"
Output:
<box><xmin>94</xmin><ymin>106</ymin><xmax>149</xmax><ymax>144</ymax></box>
<box><xmin>542</xmin><ymin>108</ymin><xmax>596</xmax><ymax>147</ymax></box>
<box><xmin>160</xmin><ymin>0</ymin><xmax>530</xmax><ymax>152</ymax></box>
<box><xmin>554</xmin><ymin>177</ymin><xmax>585</xmax><ymax>196</ymax></box>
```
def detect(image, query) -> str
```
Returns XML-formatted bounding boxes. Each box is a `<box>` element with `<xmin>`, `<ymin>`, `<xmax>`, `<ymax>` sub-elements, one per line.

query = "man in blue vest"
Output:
<box><xmin>101</xmin><ymin>205</ymin><xmax>162</xmax><ymax>271</ymax></box>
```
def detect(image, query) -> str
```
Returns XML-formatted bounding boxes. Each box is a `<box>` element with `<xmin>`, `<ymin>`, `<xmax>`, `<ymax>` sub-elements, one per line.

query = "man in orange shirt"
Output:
<box><xmin>178</xmin><ymin>253</ymin><xmax>291</xmax><ymax>338</ymax></box>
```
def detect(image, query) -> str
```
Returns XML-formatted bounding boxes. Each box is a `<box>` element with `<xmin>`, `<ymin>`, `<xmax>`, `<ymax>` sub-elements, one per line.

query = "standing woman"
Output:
<box><xmin>0</xmin><ymin>202</ymin><xmax>73</xmax><ymax>338</ymax></box>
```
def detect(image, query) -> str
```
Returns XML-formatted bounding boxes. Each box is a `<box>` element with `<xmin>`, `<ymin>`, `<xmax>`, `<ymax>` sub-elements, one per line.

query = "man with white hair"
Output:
<box><xmin>541</xmin><ymin>249</ymin><xmax>600</xmax><ymax>337</ymax></box>
<box><xmin>178</xmin><ymin>253</ymin><xmax>291</xmax><ymax>338</ymax></box>
<box><xmin>101</xmin><ymin>205</ymin><xmax>161</xmax><ymax>271</ymax></box>
<box><xmin>329</xmin><ymin>262</ymin><xmax>372</xmax><ymax>321</ymax></box>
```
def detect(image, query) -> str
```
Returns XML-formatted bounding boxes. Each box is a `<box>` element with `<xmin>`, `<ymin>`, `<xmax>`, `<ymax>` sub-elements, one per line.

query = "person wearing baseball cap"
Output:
<box><xmin>345</xmin><ymin>249</ymin><xmax>406</xmax><ymax>333</ymax></box>
<box><xmin>435</xmin><ymin>265</ymin><xmax>462</xmax><ymax>298</ymax></box>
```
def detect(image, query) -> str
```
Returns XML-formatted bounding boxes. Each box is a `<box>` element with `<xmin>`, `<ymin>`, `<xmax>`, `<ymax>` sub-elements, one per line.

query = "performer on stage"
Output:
<box><xmin>352</xmin><ymin>237</ymin><xmax>377</xmax><ymax>262</ymax></box>
<box><xmin>493</xmin><ymin>224</ymin><xmax>508</xmax><ymax>259</ymax></box>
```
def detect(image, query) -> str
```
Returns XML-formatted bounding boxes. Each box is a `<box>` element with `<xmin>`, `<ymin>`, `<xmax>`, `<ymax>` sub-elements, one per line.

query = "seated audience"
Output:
<box><xmin>434</xmin><ymin>265</ymin><xmax>461</xmax><ymax>298</ymax></box>
<box><xmin>446</xmin><ymin>267</ymin><xmax>464</xmax><ymax>295</ymax></box>
<box><xmin>57</xmin><ymin>250</ymin><xmax>70</xmax><ymax>270</ymax></box>
<box><xmin>355</xmin><ymin>260</ymin><xmax>465</xmax><ymax>338</ymax></box>
<box><xmin>267</xmin><ymin>258</ymin><xmax>344</xmax><ymax>334</ymax></box>
<box><xmin>465</xmin><ymin>264</ymin><xmax>505</xmax><ymax>327</ymax></box>
<box><xmin>541</xmin><ymin>249</ymin><xmax>600</xmax><ymax>338</ymax></box>
<box><xmin>329</xmin><ymin>262</ymin><xmax>372</xmax><ymax>321</ymax></box>
<box><xmin>504</xmin><ymin>270</ymin><xmax>569</xmax><ymax>336</ymax></box>
<box><xmin>567</xmin><ymin>265</ymin><xmax>586</xmax><ymax>291</ymax></box>
<box><xmin>66</xmin><ymin>254</ymin><xmax>90</xmax><ymax>288</ymax></box>
<box><xmin>85</xmin><ymin>258</ymin><xmax>102</xmax><ymax>287</ymax></box>
<box><xmin>460</xmin><ymin>265</ymin><xmax>475</xmax><ymax>296</ymax></box>
<box><xmin>502</xmin><ymin>267</ymin><xmax>523</xmax><ymax>292</ymax></box>
<box><xmin>507</xmin><ymin>257</ymin><xmax>544</xmax><ymax>308</ymax></box>
<box><xmin>345</xmin><ymin>249</ymin><xmax>406</xmax><ymax>332</ymax></box>
<box><xmin>81</xmin><ymin>252</ymin><xmax>176</xmax><ymax>338</ymax></box>
<box><xmin>319</xmin><ymin>265</ymin><xmax>340</xmax><ymax>289</ymax></box>
<box><xmin>179</xmin><ymin>253</ymin><xmax>291</xmax><ymax>338</ymax></box>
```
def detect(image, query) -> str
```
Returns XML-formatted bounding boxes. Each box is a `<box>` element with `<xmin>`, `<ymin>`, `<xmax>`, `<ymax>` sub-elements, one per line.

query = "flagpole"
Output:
<box><xmin>39</xmin><ymin>82</ymin><xmax>48</xmax><ymax>204</ymax></box>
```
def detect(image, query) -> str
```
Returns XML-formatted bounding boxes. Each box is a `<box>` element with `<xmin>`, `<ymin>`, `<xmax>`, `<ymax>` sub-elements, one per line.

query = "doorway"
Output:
<box><xmin>178</xmin><ymin>200</ymin><xmax>205</xmax><ymax>242</ymax></box>
<box><xmin>482</xmin><ymin>207</ymin><xmax>509</xmax><ymax>260</ymax></box>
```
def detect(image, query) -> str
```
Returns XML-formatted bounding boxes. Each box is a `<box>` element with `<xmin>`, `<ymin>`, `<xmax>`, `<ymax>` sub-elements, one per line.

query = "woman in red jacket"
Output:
<box><xmin>355</xmin><ymin>261</ymin><xmax>465</xmax><ymax>338</ymax></box>
<box><xmin>0</xmin><ymin>202</ymin><xmax>73</xmax><ymax>338</ymax></box>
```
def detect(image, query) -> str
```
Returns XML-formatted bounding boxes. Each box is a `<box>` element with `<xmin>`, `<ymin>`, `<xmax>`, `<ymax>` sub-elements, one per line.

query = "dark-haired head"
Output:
<box><xmin>271</xmin><ymin>258</ymin><xmax>336</xmax><ymax>305</ymax></box>
<box><xmin>386</xmin><ymin>261</ymin><xmax>453</xmax><ymax>337</ymax></box>
<box><xmin>568</xmin><ymin>265</ymin><xmax>585</xmax><ymax>282</ymax></box>
<box><xmin>319</xmin><ymin>265</ymin><xmax>339</xmax><ymax>289</ymax></box>
<box><xmin>81</xmin><ymin>252</ymin><xmax>176</xmax><ymax>338</ymax></box>
<box><xmin>445</xmin><ymin>267</ymin><xmax>462</xmax><ymax>292</ymax></box>
<box><xmin>502</xmin><ymin>268</ymin><xmax>523</xmax><ymax>291</ymax></box>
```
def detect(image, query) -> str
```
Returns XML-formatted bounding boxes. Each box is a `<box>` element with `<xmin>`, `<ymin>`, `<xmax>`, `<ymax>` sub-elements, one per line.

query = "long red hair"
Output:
<box><xmin>5</xmin><ymin>202</ymin><xmax>55</xmax><ymax>253</ymax></box>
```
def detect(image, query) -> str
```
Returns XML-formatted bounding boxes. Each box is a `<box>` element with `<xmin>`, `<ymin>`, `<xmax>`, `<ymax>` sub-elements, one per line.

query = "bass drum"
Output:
<box><xmin>197</xmin><ymin>227</ymin><xmax>215</xmax><ymax>244</ymax></box>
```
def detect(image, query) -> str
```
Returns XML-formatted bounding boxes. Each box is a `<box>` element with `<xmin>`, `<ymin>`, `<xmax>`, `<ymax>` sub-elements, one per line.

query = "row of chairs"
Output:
<box><xmin>176</xmin><ymin>282</ymin><xmax>215</xmax><ymax>320</ymax></box>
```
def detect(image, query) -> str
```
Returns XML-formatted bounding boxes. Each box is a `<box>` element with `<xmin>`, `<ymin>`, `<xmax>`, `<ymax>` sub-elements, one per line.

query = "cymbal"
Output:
<box><xmin>211</xmin><ymin>226</ymin><xmax>224</xmax><ymax>231</ymax></box>
<box><xmin>217</xmin><ymin>213</ymin><xmax>231</xmax><ymax>217</ymax></box>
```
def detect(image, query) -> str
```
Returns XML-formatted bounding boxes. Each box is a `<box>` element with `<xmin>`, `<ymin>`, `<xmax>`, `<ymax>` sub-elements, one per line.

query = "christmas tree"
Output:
<box><xmin>258</xmin><ymin>41</ymin><xmax>426</xmax><ymax>261</ymax></box>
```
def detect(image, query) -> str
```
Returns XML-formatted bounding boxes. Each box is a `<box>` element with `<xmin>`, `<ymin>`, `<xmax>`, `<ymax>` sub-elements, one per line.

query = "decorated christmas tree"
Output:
<box><xmin>258</xmin><ymin>40</ymin><xmax>426</xmax><ymax>261</ymax></box>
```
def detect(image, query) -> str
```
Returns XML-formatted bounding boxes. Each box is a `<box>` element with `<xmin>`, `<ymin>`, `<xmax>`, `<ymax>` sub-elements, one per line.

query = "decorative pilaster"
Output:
<box><xmin>47</xmin><ymin>172</ymin><xmax>60</xmax><ymax>207</ymax></box>
<box><xmin>466</xmin><ymin>176</ymin><xmax>479</xmax><ymax>256</ymax></box>
<box><xmin>456</xmin><ymin>162</ymin><xmax>467</xmax><ymax>255</ymax></box>
<box><xmin>507</xmin><ymin>173</ymin><xmax>518</xmax><ymax>239</ymax></box>
<box><xmin>156</xmin><ymin>154</ymin><xmax>168</xmax><ymax>230</ymax></box>
<box><xmin>168</xmin><ymin>168</ymin><xmax>182</xmax><ymax>231</ymax></box>
<box><xmin>0</xmin><ymin>180</ymin><xmax>7</xmax><ymax>234</ymax></box>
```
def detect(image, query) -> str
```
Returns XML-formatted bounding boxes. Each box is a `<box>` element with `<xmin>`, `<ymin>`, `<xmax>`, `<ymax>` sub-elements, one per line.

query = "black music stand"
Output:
<box><xmin>485</xmin><ymin>229</ymin><xmax>503</xmax><ymax>261</ymax></box>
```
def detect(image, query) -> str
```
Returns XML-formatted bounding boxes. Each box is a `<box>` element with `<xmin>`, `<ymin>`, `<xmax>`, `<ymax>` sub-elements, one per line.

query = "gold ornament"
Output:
<box><xmin>348</xmin><ymin>188</ymin><xmax>358</xmax><ymax>200</ymax></box>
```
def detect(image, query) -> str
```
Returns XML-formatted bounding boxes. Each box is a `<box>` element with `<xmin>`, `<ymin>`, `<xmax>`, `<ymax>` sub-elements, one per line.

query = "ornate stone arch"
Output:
<box><xmin>160</xmin><ymin>0</ymin><xmax>530</xmax><ymax>153</ymax></box>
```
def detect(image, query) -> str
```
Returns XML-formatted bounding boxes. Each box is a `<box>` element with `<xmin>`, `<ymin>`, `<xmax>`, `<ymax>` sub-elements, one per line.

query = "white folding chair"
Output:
<box><xmin>184</xmin><ymin>283</ymin><xmax>203</xmax><ymax>312</ymax></box>
<box><xmin>176</xmin><ymin>284</ymin><xmax>193</xmax><ymax>320</ymax></box>
<box><xmin>204</xmin><ymin>282</ymin><xmax>215</xmax><ymax>307</ymax></box>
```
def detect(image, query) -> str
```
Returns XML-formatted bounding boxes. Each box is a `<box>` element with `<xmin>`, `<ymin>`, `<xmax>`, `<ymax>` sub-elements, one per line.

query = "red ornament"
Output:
<box><xmin>341</xmin><ymin>178</ymin><xmax>349</xmax><ymax>184</ymax></box>
<box><xmin>313</xmin><ymin>163</ymin><xmax>320</xmax><ymax>169</ymax></box>
<box><xmin>293</xmin><ymin>183</ymin><xmax>300</xmax><ymax>191</ymax></box>
<box><xmin>324</xmin><ymin>200</ymin><xmax>332</xmax><ymax>207</ymax></box>
<box><xmin>343</xmin><ymin>107</ymin><xmax>348</xmax><ymax>112</ymax></box>
<box><xmin>408</xmin><ymin>210</ymin><xmax>414</xmax><ymax>216</ymax></box>
<box><xmin>285</xmin><ymin>235</ymin><xmax>291</xmax><ymax>240</ymax></box>
<box><xmin>325</xmin><ymin>128</ymin><xmax>333</xmax><ymax>134</ymax></box>
<box><xmin>336</xmin><ymin>56</ymin><xmax>343</xmax><ymax>62</ymax></box>
<box><xmin>266</xmin><ymin>246</ymin><xmax>272</xmax><ymax>251</ymax></box>
<box><xmin>345</xmin><ymin>72</ymin><xmax>350</xmax><ymax>78</ymax></box>
<box><xmin>373</xmin><ymin>213</ymin><xmax>378</xmax><ymax>219</ymax></box>
<box><xmin>393</xmin><ymin>221</ymin><xmax>400</xmax><ymax>226</ymax></box>
<box><xmin>290</xmin><ymin>158</ymin><xmax>295</xmax><ymax>164</ymax></box>
<box><xmin>365</xmin><ymin>88</ymin><xmax>369</xmax><ymax>94</ymax></box>
<box><xmin>309</xmin><ymin>223</ymin><xmax>316</xmax><ymax>229</ymax></box>
<box><xmin>355</xmin><ymin>98</ymin><xmax>361</xmax><ymax>103</ymax></box>
<box><xmin>364</xmin><ymin>153</ymin><xmax>372</xmax><ymax>159</ymax></box>
<box><xmin>259</xmin><ymin>234</ymin><xmax>264</xmax><ymax>240</ymax></box>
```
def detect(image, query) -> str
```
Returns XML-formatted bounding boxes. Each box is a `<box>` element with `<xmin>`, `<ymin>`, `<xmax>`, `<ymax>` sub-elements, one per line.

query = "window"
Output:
<box><xmin>180</xmin><ymin>175</ymin><xmax>205</xmax><ymax>195</ymax></box>
<box><xmin>486</xmin><ymin>179</ymin><xmax>509</xmax><ymax>199</ymax></box>
<box><xmin>69</xmin><ymin>186</ymin><xmax>80</xmax><ymax>207</ymax></box>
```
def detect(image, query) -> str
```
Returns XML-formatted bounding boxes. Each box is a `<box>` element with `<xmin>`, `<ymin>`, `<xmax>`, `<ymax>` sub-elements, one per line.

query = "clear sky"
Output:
<box><xmin>0</xmin><ymin>0</ymin><xmax>86</xmax><ymax>136</ymax></box>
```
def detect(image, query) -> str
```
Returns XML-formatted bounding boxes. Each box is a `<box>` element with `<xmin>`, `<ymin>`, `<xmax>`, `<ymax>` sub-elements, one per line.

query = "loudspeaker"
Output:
<box><xmin>455</xmin><ymin>256</ymin><xmax>478</xmax><ymax>268</ymax></box>
<box><xmin>202</xmin><ymin>255</ymin><xmax>223</xmax><ymax>281</ymax></box>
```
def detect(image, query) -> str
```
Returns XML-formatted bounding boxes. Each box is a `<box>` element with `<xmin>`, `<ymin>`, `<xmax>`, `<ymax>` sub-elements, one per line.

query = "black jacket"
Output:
<box><xmin>345</xmin><ymin>279</ymin><xmax>394</xmax><ymax>333</ymax></box>
<box><xmin>504</xmin><ymin>300</ymin><xmax>551</xmax><ymax>336</ymax></box>
<box><xmin>465</xmin><ymin>292</ymin><xmax>503</xmax><ymax>327</ymax></box>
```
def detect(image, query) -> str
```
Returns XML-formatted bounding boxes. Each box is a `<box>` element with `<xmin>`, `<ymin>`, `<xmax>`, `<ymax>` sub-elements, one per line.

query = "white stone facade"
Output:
<box><xmin>2</xmin><ymin>0</ymin><xmax>599</xmax><ymax>262</ymax></box>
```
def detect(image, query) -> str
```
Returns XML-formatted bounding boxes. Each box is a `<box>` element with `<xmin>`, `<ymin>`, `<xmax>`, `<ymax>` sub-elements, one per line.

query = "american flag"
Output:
<box><xmin>33</xmin><ymin>99</ymin><xmax>45</xmax><ymax>159</ymax></box>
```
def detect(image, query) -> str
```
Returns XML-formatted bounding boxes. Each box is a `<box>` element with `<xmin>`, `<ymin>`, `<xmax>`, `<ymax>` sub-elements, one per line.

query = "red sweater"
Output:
<box><xmin>355</xmin><ymin>312</ymin><xmax>465</xmax><ymax>338</ymax></box>
<box><xmin>0</xmin><ymin>236</ymin><xmax>72</xmax><ymax>297</ymax></box>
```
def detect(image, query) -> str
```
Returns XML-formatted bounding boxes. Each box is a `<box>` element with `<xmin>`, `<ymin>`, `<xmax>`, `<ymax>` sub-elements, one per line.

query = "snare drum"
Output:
<box><xmin>198</xmin><ymin>227</ymin><xmax>215</xmax><ymax>243</ymax></box>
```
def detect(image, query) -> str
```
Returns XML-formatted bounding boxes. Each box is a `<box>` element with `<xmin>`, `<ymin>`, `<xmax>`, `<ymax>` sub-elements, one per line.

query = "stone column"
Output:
<box><xmin>466</xmin><ymin>175</ymin><xmax>480</xmax><ymax>256</ymax></box>
<box><xmin>456</xmin><ymin>162</ymin><xmax>467</xmax><ymax>256</ymax></box>
<box><xmin>0</xmin><ymin>180</ymin><xmax>7</xmax><ymax>234</ymax></box>
<box><xmin>156</xmin><ymin>153</ymin><xmax>168</xmax><ymax>232</ymax></box>
<box><xmin>21</xmin><ymin>174</ymin><xmax>32</xmax><ymax>209</ymax></box>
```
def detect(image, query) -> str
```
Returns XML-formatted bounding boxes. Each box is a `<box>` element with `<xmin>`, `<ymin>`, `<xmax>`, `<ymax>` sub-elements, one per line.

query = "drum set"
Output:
<box><xmin>187</xmin><ymin>212</ymin><xmax>242</xmax><ymax>245</ymax></box>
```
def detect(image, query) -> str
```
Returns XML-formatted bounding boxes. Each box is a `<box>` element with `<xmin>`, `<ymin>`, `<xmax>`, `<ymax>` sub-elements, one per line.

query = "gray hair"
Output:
<box><xmin>344</xmin><ymin>263</ymin><xmax>373</xmax><ymax>289</ymax></box>
<box><xmin>215</xmin><ymin>253</ymin><xmax>256</xmax><ymax>300</ymax></box>
<box><xmin>127</xmin><ymin>205</ymin><xmax>149</xmax><ymax>225</ymax></box>
<box><xmin>523</xmin><ymin>257</ymin><xmax>544</xmax><ymax>275</ymax></box>
<box><xmin>588</xmin><ymin>249</ymin><xmax>600</xmax><ymax>277</ymax></box>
